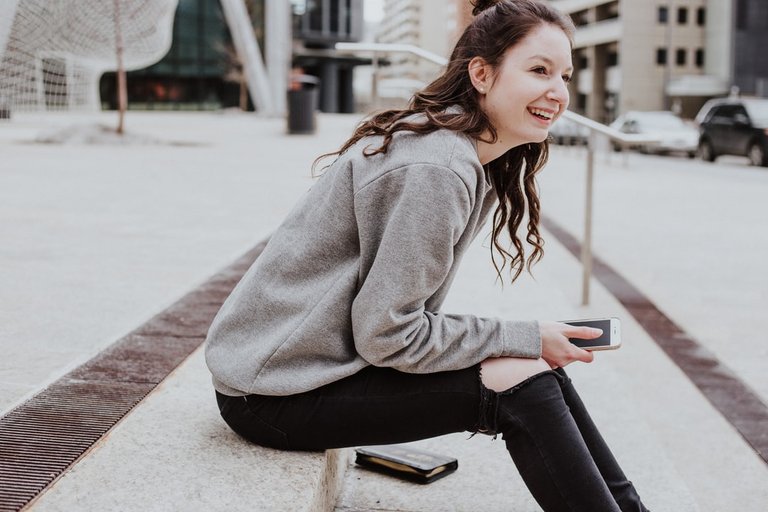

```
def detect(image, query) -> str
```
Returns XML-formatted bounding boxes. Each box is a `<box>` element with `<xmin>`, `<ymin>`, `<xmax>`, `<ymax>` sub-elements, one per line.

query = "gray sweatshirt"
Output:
<box><xmin>205</xmin><ymin>124</ymin><xmax>542</xmax><ymax>397</ymax></box>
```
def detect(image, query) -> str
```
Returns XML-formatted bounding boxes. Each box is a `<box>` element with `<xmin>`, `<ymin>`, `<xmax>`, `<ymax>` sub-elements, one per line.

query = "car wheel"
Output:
<box><xmin>698</xmin><ymin>139</ymin><xmax>716</xmax><ymax>162</ymax></box>
<box><xmin>747</xmin><ymin>142</ymin><xmax>767</xmax><ymax>167</ymax></box>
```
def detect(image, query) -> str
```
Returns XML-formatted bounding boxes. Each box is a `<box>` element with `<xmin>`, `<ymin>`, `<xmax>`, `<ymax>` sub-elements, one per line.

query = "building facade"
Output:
<box><xmin>291</xmin><ymin>0</ymin><xmax>368</xmax><ymax>113</ymax></box>
<box><xmin>102</xmin><ymin>0</ymin><xmax>367</xmax><ymax>113</ymax></box>
<box><xmin>729</xmin><ymin>0</ymin><xmax>768</xmax><ymax>97</ymax></box>
<box><xmin>376</xmin><ymin>0</ymin><xmax>454</xmax><ymax>88</ymax></box>
<box><xmin>548</xmin><ymin>0</ymin><xmax>720</xmax><ymax>121</ymax></box>
<box><xmin>549</xmin><ymin>0</ymin><xmax>767</xmax><ymax>121</ymax></box>
<box><xmin>103</xmin><ymin>0</ymin><xmax>239</xmax><ymax>110</ymax></box>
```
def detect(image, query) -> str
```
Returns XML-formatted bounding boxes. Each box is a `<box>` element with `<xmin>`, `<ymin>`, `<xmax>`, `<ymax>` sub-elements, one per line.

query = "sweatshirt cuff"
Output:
<box><xmin>502</xmin><ymin>320</ymin><xmax>542</xmax><ymax>359</ymax></box>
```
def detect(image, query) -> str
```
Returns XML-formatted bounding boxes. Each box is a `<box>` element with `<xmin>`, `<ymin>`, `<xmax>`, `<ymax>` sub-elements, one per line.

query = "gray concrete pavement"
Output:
<box><xmin>540</xmin><ymin>146</ymin><xmax>768</xmax><ymax>408</ymax></box>
<box><xmin>0</xmin><ymin>111</ymin><xmax>359</xmax><ymax>414</ymax></box>
<box><xmin>2</xmin><ymin>112</ymin><xmax>768</xmax><ymax>510</ymax></box>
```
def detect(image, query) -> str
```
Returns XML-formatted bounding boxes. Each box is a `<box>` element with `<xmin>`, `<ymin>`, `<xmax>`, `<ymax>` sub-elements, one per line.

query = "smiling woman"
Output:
<box><xmin>205</xmin><ymin>2</ymin><xmax>651</xmax><ymax>510</ymax></box>
<box><xmin>469</xmin><ymin>25</ymin><xmax>573</xmax><ymax>164</ymax></box>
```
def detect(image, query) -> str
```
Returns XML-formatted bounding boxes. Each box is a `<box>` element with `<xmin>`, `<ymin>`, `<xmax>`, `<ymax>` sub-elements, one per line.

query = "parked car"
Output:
<box><xmin>696</xmin><ymin>97</ymin><xmax>768</xmax><ymax>167</ymax></box>
<box><xmin>549</xmin><ymin>116</ymin><xmax>589</xmax><ymax>146</ymax></box>
<box><xmin>609</xmin><ymin>111</ymin><xmax>699</xmax><ymax>157</ymax></box>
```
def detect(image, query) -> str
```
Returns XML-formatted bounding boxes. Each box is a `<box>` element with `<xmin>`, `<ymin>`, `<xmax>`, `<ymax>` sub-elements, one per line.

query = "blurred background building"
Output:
<box><xmin>1</xmin><ymin>0</ymin><xmax>766</xmax><ymax>119</ymax></box>
<box><xmin>375</xmin><ymin>0</ymin><xmax>453</xmax><ymax>93</ymax></box>
<box><xmin>290</xmin><ymin>0</ymin><xmax>368</xmax><ymax>113</ymax></box>
<box><xmin>546</xmin><ymin>0</ymin><xmax>766</xmax><ymax>121</ymax></box>
<box><xmin>103</xmin><ymin>0</ymin><xmax>368</xmax><ymax>113</ymax></box>
<box><xmin>371</xmin><ymin>0</ymin><xmax>766</xmax><ymax>121</ymax></box>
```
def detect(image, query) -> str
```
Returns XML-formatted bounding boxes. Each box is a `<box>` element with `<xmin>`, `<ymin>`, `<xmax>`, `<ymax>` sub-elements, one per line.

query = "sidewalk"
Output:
<box><xmin>2</xmin><ymin>111</ymin><xmax>767</xmax><ymax>511</ymax></box>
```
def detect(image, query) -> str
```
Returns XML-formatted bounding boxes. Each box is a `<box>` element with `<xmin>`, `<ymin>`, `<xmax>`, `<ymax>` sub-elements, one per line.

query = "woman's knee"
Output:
<box><xmin>480</xmin><ymin>357</ymin><xmax>551</xmax><ymax>392</ymax></box>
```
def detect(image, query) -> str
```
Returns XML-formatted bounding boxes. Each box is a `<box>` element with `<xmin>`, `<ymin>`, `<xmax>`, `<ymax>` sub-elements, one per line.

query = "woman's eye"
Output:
<box><xmin>532</xmin><ymin>66</ymin><xmax>547</xmax><ymax>75</ymax></box>
<box><xmin>562</xmin><ymin>75</ymin><xmax>572</xmax><ymax>83</ymax></box>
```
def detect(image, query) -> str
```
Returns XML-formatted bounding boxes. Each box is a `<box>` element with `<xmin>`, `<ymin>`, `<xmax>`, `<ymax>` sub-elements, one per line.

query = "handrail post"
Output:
<box><xmin>581</xmin><ymin>130</ymin><xmax>596</xmax><ymax>306</ymax></box>
<box><xmin>371</xmin><ymin>51</ymin><xmax>379</xmax><ymax>109</ymax></box>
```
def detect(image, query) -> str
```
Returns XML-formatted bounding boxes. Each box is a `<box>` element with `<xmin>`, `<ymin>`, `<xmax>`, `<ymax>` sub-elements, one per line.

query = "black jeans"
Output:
<box><xmin>216</xmin><ymin>365</ymin><xmax>649</xmax><ymax>512</ymax></box>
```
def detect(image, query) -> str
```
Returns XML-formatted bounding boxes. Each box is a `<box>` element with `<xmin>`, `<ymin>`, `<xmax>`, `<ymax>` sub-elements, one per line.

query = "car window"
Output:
<box><xmin>710</xmin><ymin>105</ymin><xmax>739</xmax><ymax>123</ymax></box>
<box><xmin>702</xmin><ymin>105</ymin><xmax>723</xmax><ymax>123</ymax></box>
<box><xmin>733</xmin><ymin>106</ymin><xmax>750</xmax><ymax>123</ymax></box>
<box><xmin>621</xmin><ymin>120</ymin><xmax>636</xmax><ymax>132</ymax></box>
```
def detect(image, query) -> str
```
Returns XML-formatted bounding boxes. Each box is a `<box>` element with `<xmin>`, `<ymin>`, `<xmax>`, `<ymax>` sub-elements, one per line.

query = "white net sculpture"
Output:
<box><xmin>0</xmin><ymin>0</ymin><xmax>178</xmax><ymax>111</ymax></box>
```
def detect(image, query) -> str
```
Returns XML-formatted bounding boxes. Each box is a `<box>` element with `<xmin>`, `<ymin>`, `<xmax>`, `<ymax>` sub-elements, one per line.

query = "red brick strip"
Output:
<box><xmin>0</xmin><ymin>240</ymin><xmax>267</xmax><ymax>511</ymax></box>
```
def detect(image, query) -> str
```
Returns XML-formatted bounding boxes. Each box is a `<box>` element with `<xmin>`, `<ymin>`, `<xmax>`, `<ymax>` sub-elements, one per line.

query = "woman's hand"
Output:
<box><xmin>539</xmin><ymin>321</ymin><xmax>600</xmax><ymax>368</ymax></box>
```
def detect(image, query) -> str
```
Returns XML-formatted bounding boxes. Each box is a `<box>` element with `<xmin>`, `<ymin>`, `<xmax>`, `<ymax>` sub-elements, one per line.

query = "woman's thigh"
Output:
<box><xmin>217</xmin><ymin>365</ymin><xmax>482</xmax><ymax>451</ymax></box>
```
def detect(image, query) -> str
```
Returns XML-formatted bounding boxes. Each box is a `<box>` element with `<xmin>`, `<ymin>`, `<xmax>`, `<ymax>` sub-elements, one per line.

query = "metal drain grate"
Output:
<box><xmin>0</xmin><ymin>241</ymin><xmax>266</xmax><ymax>511</ymax></box>
<box><xmin>542</xmin><ymin>215</ymin><xmax>768</xmax><ymax>466</ymax></box>
<box><xmin>0</xmin><ymin>381</ymin><xmax>155</xmax><ymax>512</ymax></box>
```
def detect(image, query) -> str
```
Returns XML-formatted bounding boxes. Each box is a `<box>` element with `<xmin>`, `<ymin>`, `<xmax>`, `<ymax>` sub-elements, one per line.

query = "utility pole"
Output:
<box><xmin>114</xmin><ymin>0</ymin><xmax>127</xmax><ymax>134</ymax></box>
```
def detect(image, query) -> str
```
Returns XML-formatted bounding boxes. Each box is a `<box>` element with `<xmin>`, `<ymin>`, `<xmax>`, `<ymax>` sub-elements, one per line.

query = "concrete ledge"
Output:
<box><xmin>29</xmin><ymin>348</ymin><xmax>350</xmax><ymax>512</ymax></box>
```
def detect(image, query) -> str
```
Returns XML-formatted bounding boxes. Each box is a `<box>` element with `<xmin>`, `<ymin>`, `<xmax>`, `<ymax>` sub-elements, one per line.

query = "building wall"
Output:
<box><xmin>705</xmin><ymin>0</ymin><xmax>732</xmax><ymax>87</ymax></box>
<box><xmin>372</xmin><ymin>0</ymin><xmax>746</xmax><ymax>118</ymax></box>
<box><xmin>377</xmin><ymin>0</ymin><xmax>451</xmax><ymax>86</ymax></box>
<box><xmin>732</xmin><ymin>0</ymin><xmax>768</xmax><ymax>96</ymax></box>
<box><xmin>620</xmin><ymin>0</ymin><xmax>706</xmax><ymax>115</ymax></box>
<box><xmin>551</xmin><ymin>0</ymin><xmax>708</xmax><ymax>120</ymax></box>
<box><xmin>105</xmin><ymin>0</ymin><xmax>261</xmax><ymax>110</ymax></box>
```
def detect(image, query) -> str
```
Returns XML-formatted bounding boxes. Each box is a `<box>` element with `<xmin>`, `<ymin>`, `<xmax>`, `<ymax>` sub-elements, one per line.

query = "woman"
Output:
<box><xmin>206</xmin><ymin>1</ymin><xmax>649</xmax><ymax>510</ymax></box>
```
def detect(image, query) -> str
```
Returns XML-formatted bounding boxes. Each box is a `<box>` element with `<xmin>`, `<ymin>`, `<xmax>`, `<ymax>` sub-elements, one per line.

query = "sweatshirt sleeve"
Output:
<box><xmin>351</xmin><ymin>164</ymin><xmax>541</xmax><ymax>373</ymax></box>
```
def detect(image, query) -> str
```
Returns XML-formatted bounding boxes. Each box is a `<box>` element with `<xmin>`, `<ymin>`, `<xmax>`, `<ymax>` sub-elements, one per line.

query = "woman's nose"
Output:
<box><xmin>547</xmin><ymin>79</ymin><xmax>570</xmax><ymax>106</ymax></box>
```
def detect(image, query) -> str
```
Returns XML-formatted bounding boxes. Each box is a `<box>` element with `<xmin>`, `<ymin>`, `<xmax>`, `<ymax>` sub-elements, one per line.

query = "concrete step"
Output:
<box><xmin>334</xmin><ymin>229</ymin><xmax>768</xmax><ymax>511</ymax></box>
<box><xmin>29</xmin><ymin>348</ymin><xmax>349</xmax><ymax>512</ymax></box>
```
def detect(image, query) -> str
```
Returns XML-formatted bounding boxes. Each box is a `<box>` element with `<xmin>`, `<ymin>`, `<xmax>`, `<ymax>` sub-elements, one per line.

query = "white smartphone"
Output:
<box><xmin>563</xmin><ymin>317</ymin><xmax>622</xmax><ymax>351</ymax></box>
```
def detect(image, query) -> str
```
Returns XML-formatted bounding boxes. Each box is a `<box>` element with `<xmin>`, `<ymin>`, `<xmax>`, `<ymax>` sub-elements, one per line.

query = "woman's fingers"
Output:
<box><xmin>574</xmin><ymin>347</ymin><xmax>595</xmax><ymax>363</ymax></box>
<box><xmin>564</xmin><ymin>325</ymin><xmax>603</xmax><ymax>340</ymax></box>
<box><xmin>539</xmin><ymin>321</ymin><xmax>597</xmax><ymax>368</ymax></box>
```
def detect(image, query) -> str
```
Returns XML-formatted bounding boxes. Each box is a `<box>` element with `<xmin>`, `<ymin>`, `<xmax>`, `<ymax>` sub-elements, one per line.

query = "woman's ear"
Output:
<box><xmin>468</xmin><ymin>56</ymin><xmax>492</xmax><ymax>94</ymax></box>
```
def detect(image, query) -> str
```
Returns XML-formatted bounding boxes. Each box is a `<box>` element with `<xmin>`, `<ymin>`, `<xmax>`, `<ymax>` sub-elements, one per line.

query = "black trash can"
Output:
<box><xmin>0</xmin><ymin>96</ymin><xmax>10</xmax><ymax>120</ymax></box>
<box><xmin>287</xmin><ymin>75</ymin><xmax>319</xmax><ymax>135</ymax></box>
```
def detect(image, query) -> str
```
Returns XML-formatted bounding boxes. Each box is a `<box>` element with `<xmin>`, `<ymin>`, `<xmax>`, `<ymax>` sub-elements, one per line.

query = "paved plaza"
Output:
<box><xmin>1</xmin><ymin>111</ymin><xmax>767</xmax><ymax>511</ymax></box>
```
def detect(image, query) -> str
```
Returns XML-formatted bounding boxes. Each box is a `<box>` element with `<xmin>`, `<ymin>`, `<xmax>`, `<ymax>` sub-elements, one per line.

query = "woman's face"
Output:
<box><xmin>477</xmin><ymin>23</ymin><xmax>573</xmax><ymax>149</ymax></box>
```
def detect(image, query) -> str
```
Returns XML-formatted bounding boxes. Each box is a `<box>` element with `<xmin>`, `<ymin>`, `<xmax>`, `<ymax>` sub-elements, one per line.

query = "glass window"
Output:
<box><xmin>697</xmin><ymin>7</ymin><xmax>706</xmax><ymax>26</ymax></box>
<box><xmin>677</xmin><ymin>7</ymin><xmax>688</xmax><ymax>24</ymax></box>
<box><xmin>695</xmin><ymin>49</ymin><xmax>705</xmax><ymax>68</ymax></box>
<box><xmin>656</xmin><ymin>48</ymin><xmax>667</xmax><ymax>65</ymax></box>
<box><xmin>330</xmin><ymin>0</ymin><xmax>339</xmax><ymax>33</ymax></box>
<box><xmin>736</xmin><ymin>0</ymin><xmax>748</xmax><ymax>29</ymax></box>
<box><xmin>307</xmin><ymin>0</ymin><xmax>323</xmax><ymax>32</ymax></box>
<box><xmin>658</xmin><ymin>6</ymin><xmax>668</xmax><ymax>24</ymax></box>
<box><xmin>676</xmin><ymin>48</ymin><xmax>687</xmax><ymax>66</ymax></box>
<box><xmin>712</xmin><ymin>105</ymin><xmax>738</xmax><ymax>122</ymax></box>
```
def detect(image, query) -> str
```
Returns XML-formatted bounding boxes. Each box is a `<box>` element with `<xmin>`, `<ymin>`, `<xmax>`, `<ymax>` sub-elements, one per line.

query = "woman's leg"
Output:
<box><xmin>552</xmin><ymin>367</ymin><xmax>649</xmax><ymax>512</ymax></box>
<box><xmin>480</xmin><ymin>358</ymin><xmax>621</xmax><ymax>512</ymax></box>
<box><xmin>216</xmin><ymin>364</ymin><xmax>482</xmax><ymax>451</ymax></box>
<box><xmin>216</xmin><ymin>358</ymin><xmax>647</xmax><ymax>512</ymax></box>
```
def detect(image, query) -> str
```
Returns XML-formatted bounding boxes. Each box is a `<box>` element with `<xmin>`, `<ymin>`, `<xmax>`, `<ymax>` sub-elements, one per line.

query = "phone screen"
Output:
<box><xmin>567</xmin><ymin>319</ymin><xmax>612</xmax><ymax>348</ymax></box>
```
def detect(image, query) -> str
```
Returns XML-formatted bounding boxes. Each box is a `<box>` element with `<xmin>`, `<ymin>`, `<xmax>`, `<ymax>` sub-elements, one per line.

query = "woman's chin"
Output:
<box><xmin>528</xmin><ymin>131</ymin><xmax>550</xmax><ymax>144</ymax></box>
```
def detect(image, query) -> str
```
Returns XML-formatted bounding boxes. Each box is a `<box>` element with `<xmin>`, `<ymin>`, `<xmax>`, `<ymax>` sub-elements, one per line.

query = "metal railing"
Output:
<box><xmin>335</xmin><ymin>42</ymin><xmax>448</xmax><ymax>109</ymax></box>
<box><xmin>335</xmin><ymin>42</ymin><xmax>661</xmax><ymax>305</ymax></box>
<box><xmin>559</xmin><ymin>110</ymin><xmax>660</xmax><ymax>304</ymax></box>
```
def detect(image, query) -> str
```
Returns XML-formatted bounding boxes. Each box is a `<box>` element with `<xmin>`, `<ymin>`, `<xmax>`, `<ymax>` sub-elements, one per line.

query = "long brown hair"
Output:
<box><xmin>317</xmin><ymin>0</ymin><xmax>574</xmax><ymax>283</ymax></box>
